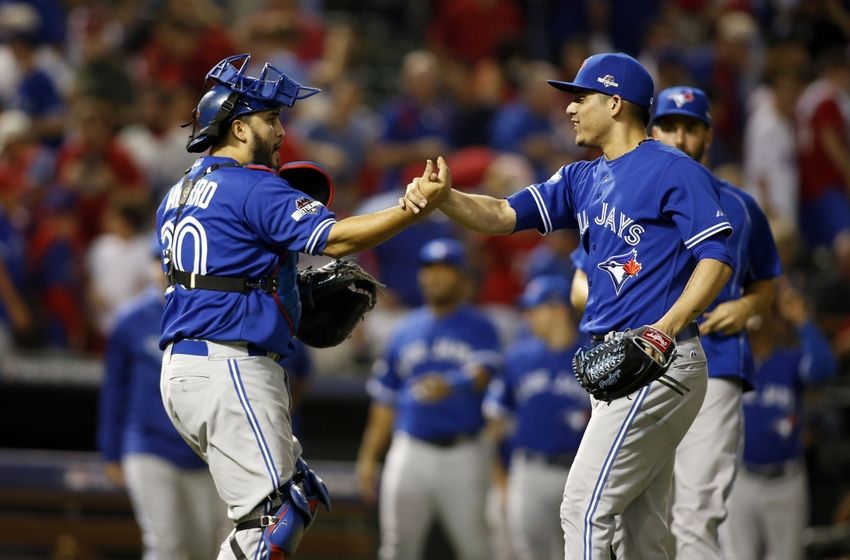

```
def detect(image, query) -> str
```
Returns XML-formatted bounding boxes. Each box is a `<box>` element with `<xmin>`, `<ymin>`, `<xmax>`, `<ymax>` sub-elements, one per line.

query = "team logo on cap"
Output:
<box><xmin>597</xmin><ymin>249</ymin><xmax>642</xmax><ymax>295</ymax></box>
<box><xmin>668</xmin><ymin>89</ymin><xmax>694</xmax><ymax>108</ymax></box>
<box><xmin>597</xmin><ymin>74</ymin><xmax>619</xmax><ymax>88</ymax></box>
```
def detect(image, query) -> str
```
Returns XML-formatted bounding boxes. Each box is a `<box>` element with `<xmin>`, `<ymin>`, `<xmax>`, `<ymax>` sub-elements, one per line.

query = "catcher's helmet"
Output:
<box><xmin>186</xmin><ymin>53</ymin><xmax>321</xmax><ymax>153</ymax></box>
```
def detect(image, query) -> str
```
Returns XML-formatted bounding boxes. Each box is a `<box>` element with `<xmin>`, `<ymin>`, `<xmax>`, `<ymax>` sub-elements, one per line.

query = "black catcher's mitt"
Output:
<box><xmin>296</xmin><ymin>260</ymin><xmax>380</xmax><ymax>348</ymax></box>
<box><xmin>572</xmin><ymin>325</ymin><xmax>678</xmax><ymax>402</ymax></box>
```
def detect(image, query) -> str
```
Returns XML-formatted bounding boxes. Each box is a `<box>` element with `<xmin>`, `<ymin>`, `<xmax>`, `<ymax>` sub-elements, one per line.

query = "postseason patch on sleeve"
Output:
<box><xmin>291</xmin><ymin>197</ymin><xmax>323</xmax><ymax>221</ymax></box>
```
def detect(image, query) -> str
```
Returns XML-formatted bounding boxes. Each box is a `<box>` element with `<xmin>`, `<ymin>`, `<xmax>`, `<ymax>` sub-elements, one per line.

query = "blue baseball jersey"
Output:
<box><xmin>508</xmin><ymin>140</ymin><xmax>732</xmax><ymax>335</ymax></box>
<box><xmin>367</xmin><ymin>305</ymin><xmax>502</xmax><ymax>441</ymax></box>
<box><xmin>742</xmin><ymin>323</ymin><xmax>837</xmax><ymax>466</ymax></box>
<box><xmin>97</xmin><ymin>289</ymin><xmax>206</xmax><ymax>469</ymax></box>
<box><xmin>155</xmin><ymin>156</ymin><xmax>337</xmax><ymax>355</ymax></box>
<box><xmin>699</xmin><ymin>180</ymin><xmax>782</xmax><ymax>386</ymax></box>
<box><xmin>483</xmin><ymin>337</ymin><xmax>590</xmax><ymax>456</ymax></box>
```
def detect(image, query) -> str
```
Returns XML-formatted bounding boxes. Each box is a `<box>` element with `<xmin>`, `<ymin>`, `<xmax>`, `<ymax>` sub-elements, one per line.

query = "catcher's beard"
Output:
<box><xmin>248</xmin><ymin>127</ymin><xmax>279</xmax><ymax>168</ymax></box>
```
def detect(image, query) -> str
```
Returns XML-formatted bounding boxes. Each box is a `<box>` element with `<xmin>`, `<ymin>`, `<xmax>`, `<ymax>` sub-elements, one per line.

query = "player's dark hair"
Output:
<box><xmin>625</xmin><ymin>101</ymin><xmax>650</xmax><ymax>127</ymax></box>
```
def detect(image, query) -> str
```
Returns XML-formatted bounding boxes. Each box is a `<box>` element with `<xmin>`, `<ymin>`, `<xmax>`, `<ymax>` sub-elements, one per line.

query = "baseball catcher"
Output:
<box><xmin>572</xmin><ymin>325</ymin><xmax>685</xmax><ymax>402</ymax></box>
<box><xmin>296</xmin><ymin>259</ymin><xmax>381</xmax><ymax>348</ymax></box>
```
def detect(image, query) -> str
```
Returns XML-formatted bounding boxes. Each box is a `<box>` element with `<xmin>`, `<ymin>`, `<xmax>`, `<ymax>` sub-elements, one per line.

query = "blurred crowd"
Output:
<box><xmin>0</xmin><ymin>0</ymin><xmax>849</xmax><ymax>494</ymax></box>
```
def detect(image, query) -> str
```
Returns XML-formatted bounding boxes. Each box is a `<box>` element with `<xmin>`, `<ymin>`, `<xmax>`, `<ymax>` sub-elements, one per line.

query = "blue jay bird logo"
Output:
<box><xmin>668</xmin><ymin>88</ymin><xmax>695</xmax><ymax>108</ymax></box>
<box><xmin>597</xmin><ymin>249</ymin><xmax>642</xmax><ymax>295</ymax></box>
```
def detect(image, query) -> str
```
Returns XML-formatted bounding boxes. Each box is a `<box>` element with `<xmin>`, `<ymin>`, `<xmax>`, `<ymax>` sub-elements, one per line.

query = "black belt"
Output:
<box><xmin>743</xmin><ymin>461</ymin><xmax>799</xmax><ymax>479</ymax></box>
<box><xmin>417</xmin><ymin>433</ymin><xmax>478</xmax><ymax>448</ymax></box>
<box><xmin>591</xmin><ymin>321</ymin><xmax>700</xmax><ymax>345</ymax></box>
<box><xmin>171</xmin><ymin>339</ymin><xmax>281</xmax><ymax>362</ymax></box>
<box><xmin>516</xmin><ymin>448</ymin><xmax>576</xmax><ymax>469</ymax></box>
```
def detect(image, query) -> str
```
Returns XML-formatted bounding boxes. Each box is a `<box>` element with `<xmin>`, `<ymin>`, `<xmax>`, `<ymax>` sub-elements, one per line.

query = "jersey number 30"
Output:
<box><xmin>160</xmin><ymin>217</ymin><xmax>209</xmax><ymax>277</ymax></box>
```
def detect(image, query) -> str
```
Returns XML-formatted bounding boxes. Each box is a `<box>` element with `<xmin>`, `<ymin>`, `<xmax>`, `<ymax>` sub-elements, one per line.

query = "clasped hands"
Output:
<box><xmin>398</xmin><ymin>156</ymin><xmax>453</xmax><ymax>214</ymax></box>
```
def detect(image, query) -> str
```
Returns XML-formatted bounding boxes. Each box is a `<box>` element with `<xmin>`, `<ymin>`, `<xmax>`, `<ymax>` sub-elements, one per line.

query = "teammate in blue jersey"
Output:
<box><xmin>720</xmin><ymin>282</ymin><xmax>837</xmax><ymax>560</ymax></box>
<box><xmin>355</xmin><ymin>238</ymin><xmax>502</xmax><ymax>560</ymax></box>
<box><xmin>484</xmin><ymin>275</ymin><xmax>591</xmax><ymax>560</ymax></box>
<box><xmin>648</xmin><ymin>86</ymin><xmax>782</xmax><ymax>559</ymax></box>
<box><xmin>155</xmin><ymin>54</ymin><xmax>451</xmax><ymax>560</ymax></box>
<box><xmin>402</xmin><ymin>52</ymin><xmax>733</xmax><ymax>558</ymax></box>
<box><xmin>98</xmin><ymin>245</ymin><xmax>227</xmax><ymax>560</ymax></box>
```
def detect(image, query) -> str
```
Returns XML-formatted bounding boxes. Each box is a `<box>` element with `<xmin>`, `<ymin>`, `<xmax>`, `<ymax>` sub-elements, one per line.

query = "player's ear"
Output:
<box><xmin>609</xmin><ymin>95</ymin><xmax>624</xmax><ymax>117</ymax></box>
<box><xmin>230</xmin><ymin>118</ymin><xmax>250</xmax><ymax>144</ymax></box>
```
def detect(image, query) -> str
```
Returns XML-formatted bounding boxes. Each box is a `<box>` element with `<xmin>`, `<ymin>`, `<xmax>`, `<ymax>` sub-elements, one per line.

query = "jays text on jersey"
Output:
<box><xmin>508</xmin><ymin>140</ymin><xmax>733</xmax><ymax>335</ymax></box>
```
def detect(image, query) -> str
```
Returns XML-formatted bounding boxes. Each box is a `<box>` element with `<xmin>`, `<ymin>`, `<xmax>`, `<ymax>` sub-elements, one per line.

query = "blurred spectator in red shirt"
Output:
<box><xmin>53</xmin><ymin>97</ymin><xmax>145</xmax><ymax>243</ymax></box>
<box><xmin>427</xmin><ymin>0</ymin><xmax>524</xmax><ymax>65</ymax></box>
<box><xmin>27</xmin><ymin>188</ymin><xmax>89</xmax><ymax>350</ymax></box>
<box><xmin>137</xmin><ymin>0</ymin><xmax>237</xmax><ymax>94</ymax></box>
<box><xmin>473</xmin><ymin>153</ymin><xmax>542</xmax><ymax>306</ymax></box>
<box><xmin>796</xmin><ymin>48</ymin><xmax>850</xmax><ymax>274</ymax></box>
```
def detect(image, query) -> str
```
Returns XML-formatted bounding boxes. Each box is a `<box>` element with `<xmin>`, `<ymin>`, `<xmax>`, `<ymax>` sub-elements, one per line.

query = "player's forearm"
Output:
<box><xmin>655</xmin><ymin>259</ymin><xmax>732</xmax><ymax>336</ymax></box>
<box><xmin>741</xmin><ymin>278</ymin><xmax>776</xmax><ymax>318</ymax></box>
<box><xmin>440</xmin><ymin>189</ymin><xmax>516</xmax><ymax>235</ymax></box>
<box><xmin>324</xmin><ymin>206</ymin><xmax>427</xmax><ymax>258</ymax></box>
<box><xmin>356</xmin><ymin>402</ymin><xmax>395</xmax><ymax>464</ymax></box>
<box><xmin>571</xmin><ymin>269</ymin><xmax>589</xmax><ymax>314</ymax></box>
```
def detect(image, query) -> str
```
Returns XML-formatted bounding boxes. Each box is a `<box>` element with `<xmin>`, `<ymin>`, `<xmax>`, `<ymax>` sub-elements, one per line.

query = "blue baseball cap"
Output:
<box><xmin>548</xmin><ymin>52</ymin><xmax>655</xmax><ymax>109</ymax></box>
<box><xmin>652</xmin><ymin>86</ymin><xmax>712</xmax><ymax>126</ymax></box>
<box><xmin>519</xmin><ymin>275</ymin><xmax>572</xmax><ymax>309</ymax></box>
<box><xmin>419</xmin><ymin>238</ymin><xmax>466</xmax><ymax>267</ymax></box>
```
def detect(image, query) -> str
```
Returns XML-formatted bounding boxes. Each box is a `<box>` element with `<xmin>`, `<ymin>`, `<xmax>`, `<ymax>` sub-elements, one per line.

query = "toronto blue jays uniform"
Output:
<box><xmin>156</xmin><ymin>54</ymin><xmax>331</xmax><ymax>560</ymax></box>
<box><xmin>484</xmin><ymin>276</ymin><xmax>591</xmax><ymax>560</ymax></box>
<box><xmin>506</xmin><ymin>135</ymin><xmax>731</xmax><ymax>557</ymax></box>
<box><xmin>367</xmin><ymin>241</ymin><xmax>502</xmax><ymax>560</ymax></box>
<box><xmin>98</xmin><ymin>288</ymin><xmax>227</xmax><ymax>560</ymax></box>
<box><xmin>647</xmin><ymin>86</ymin><xmax>783</xmax><ymax>560</ymax></box>
<box><xmin>156</xmin><ymin>155</ymin><xmax>335</xmax><ymax>557</ymax></box>
<box><xmin>671</xmin><ymin>177</ymin><xmax>781</xmax><ymax>559</ymax></box>
<box><xmin>507</xmin><ymin>52</ymin><xmax>733</xmax><ymax>558</ymax></box>
<box><xmin>721</xmin><ymin>321</ymin><xmax>837</xmax><ymax>560</ymax></box>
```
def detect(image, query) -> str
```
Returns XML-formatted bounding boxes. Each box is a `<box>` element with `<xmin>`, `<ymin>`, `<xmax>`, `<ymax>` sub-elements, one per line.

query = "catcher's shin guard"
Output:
<box><xmin>229</xmin><ymin>481</ymin><xmax>311</xmax><ymax>560</ymax></box>
<box><xmin>230</xmin><ymin>462</ymin><xmax>331</xmax><ymax>559</ymax></box>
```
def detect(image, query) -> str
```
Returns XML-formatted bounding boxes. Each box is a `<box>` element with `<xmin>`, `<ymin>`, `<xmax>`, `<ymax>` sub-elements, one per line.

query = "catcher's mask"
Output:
<box><xmin>186</xmin><ymin>53</ymin><xmax>321</xmax><ymax>153</ymax></box>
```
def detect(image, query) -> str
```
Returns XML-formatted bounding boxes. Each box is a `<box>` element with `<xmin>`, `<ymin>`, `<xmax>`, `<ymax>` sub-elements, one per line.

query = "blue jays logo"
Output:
<box><xmin>597</xmin><ymin>249</ymin><xmax>642</xmax><ymax>295</ymax></box>
<box><xmin>668</xmin><ymin>89</ymin><xmax>694</xmax><ymax>108</ymax></box>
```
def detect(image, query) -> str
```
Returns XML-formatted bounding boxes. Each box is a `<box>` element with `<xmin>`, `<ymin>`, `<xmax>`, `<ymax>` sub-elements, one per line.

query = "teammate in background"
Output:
<box><xmin>720</xmin><ymin>282</ymin><xmax>838</xmax><ymax>560</ymax></box>
<box><xmin>156</xmin><ymin>54</ymin><xmax>451</xmax><ymax>559</ymax></box>
<box><xmin>355</xmin><ymin>238</ymin><xmax>501</xmax><ymax>560</ymax></box>
<box><xmin>483</xmin><ymin>275</ymin><xmax>590</xmax><ymax>560</ymax></box>
<box><xmin>98</xmin><ymin>239</ymin><xmax>227</xmax><ymax>560</ymax></box>
<box><xmin>402</xmin><ymin>52</ymin><xmax>733</xmax><ymax>558</ymax></box>
<box><xmin>649</xmin><ymin>86</ymin><xmax>782</xmax><ymax>559</ymax></box>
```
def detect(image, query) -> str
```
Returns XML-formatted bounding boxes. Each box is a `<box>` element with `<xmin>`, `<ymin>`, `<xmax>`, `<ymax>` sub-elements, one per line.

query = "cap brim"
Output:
<box><xmin>651</xmin><ymin>109</ymin><xmax>710</xmax><ymax>127</ymax></box>
<box><xmin>547</xmin><ymin>80</ymin><xmax>599</xmax><ymax>95</ymax></box>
